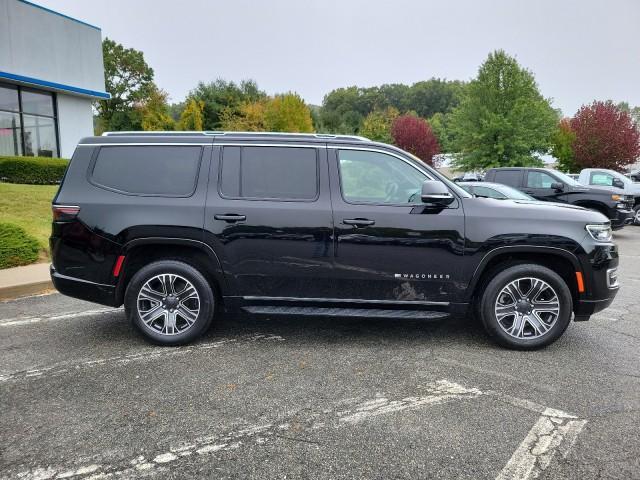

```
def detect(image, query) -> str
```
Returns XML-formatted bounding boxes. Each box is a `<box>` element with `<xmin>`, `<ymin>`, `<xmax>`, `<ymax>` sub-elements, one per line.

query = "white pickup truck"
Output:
<box><xmin>578</xmin><ymin>168</ymin><xmax>640</xmax><ymax>225</ymax></box>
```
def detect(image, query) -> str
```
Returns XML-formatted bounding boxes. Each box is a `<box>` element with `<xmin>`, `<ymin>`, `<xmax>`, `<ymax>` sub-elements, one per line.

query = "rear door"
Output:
<box><xmin>203</xmin><ymin>142</ymin><xmax>334</xmax><ymax>299</ymax></box>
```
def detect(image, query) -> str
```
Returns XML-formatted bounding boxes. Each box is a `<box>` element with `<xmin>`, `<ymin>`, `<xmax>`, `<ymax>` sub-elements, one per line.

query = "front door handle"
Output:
<box><xmin>343</xmin><ymin>218</ymin><xmax>375</xmax><ymax>226</ymax></box>
<box><xmin>214</xmin><ymin>214</ymin><xmax>246</xmax><ymax>222</ymax></box>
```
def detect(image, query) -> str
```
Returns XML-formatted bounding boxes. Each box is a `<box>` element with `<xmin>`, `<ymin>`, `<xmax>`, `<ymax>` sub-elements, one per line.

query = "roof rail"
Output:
<box><xmin>101</xmin><ymin>131</ymin><xmax>371</xmax><ymax>141</ymax></box>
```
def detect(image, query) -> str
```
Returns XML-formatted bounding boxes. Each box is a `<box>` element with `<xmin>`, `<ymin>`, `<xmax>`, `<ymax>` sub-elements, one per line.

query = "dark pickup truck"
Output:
<box><xmin>484</xmin><ymin>167</ymin><xmax>635</xmax><ymax>230</ymax></box>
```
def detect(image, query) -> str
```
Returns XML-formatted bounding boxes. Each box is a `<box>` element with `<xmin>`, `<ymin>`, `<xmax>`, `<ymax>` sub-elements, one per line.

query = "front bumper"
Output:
<box><xmin>51</xmin><ymin>266</ymin><xmax>119</xmax><ymax>307</ymax></box>
<box><xmin>574</xmin><ymin>243</ymin><xmax>619</xmax><ymax>320</ymax></box>
<box><xmin>610</xmin><ymin>208</ymin><xmax>634</xmax><ymax>230</ymax></box>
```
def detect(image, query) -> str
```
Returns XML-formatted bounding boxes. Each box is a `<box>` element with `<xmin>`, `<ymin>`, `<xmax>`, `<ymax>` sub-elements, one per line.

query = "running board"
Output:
<box><xmin>241</xmin><ymin>306</ymin><xmax>449</xmax><ymax>320</ymax></box>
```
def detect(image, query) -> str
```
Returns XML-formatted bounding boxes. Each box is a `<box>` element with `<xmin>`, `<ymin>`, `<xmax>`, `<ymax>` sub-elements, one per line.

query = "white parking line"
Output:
<box><xmin>7</xmin><ymin>380</ymin><xmax>586</xmax><ymax>480</ymax></box>
<box><xmin>0</xmin><ymin>334</ymin><xmax>285</xmax><ymax>383</ymax></box>
<box><xmin>0</xmin><ymin>307</ymin><xmax>121</xmax><ymax>327</ymax></box>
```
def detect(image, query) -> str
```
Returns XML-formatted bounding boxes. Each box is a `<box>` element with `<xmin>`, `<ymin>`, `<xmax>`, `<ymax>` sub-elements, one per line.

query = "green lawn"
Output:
<box><xmin>0</xmin><ymin>183</ymin><xmax>58</xmax><ymax>259</ymax></box>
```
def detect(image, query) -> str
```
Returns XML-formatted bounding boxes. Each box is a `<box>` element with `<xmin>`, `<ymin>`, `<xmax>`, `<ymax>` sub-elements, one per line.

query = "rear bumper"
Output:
<box><xmin>51</xmin><ymin>266</ymin><xmax>119</xmax><ymax>307</ymax></box>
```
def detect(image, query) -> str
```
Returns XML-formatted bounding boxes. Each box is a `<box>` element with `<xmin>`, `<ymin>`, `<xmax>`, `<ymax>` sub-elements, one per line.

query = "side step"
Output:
<box><xmin>242</xmin><ymin>306</ymin><xmax>449</xmax><ymax>320</ymax></box>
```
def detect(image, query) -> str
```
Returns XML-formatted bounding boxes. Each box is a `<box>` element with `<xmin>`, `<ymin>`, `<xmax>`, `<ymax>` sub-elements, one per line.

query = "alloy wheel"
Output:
<box><xmin>494</xmin><ymin>277</ymin><xmax>560</xmax><ymax>339</ymax></box>
<box><xmin>136</xmin><ymin>274</ymin><xmax>200</xmax><ymax>336</ymax></box>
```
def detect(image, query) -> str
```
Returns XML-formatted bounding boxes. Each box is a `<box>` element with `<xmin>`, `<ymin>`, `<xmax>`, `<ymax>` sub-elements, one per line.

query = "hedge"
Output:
<box><xmin>0</xmin><ymin>222</ymin><xmax>40</xmax><ymax>269</ymax></box>
<box><xmin>0</xmin><ymin>155</ymin><xmax>69</xmax><ymax>184</ymax></box>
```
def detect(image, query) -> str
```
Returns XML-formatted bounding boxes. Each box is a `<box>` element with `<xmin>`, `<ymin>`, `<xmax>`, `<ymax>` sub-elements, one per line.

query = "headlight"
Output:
<box><xmin>611</xmin><ymin>194</ymin><xmax>621</xmax><ymax>201</ymax></box>
<box><xmin>586</xmin><ymin>224</ymin><xmax>612</xmax><ymax>242</ymax></box>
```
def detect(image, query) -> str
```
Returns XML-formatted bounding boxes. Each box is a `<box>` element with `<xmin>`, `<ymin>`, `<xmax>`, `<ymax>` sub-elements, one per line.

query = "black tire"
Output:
<box><xmin>633</xmin><ymin>205</ymin><xmax>640</xmax><ymax>226</ymax></box>
<box><xmin>479</xmin><ymin>264</ymin><xmax>572</xmax><ymax>350</ymax></box>
<box><xmin>124</xmin><ymin>260</ymin><xmax>215</xmax><ymax>346</ymax></box>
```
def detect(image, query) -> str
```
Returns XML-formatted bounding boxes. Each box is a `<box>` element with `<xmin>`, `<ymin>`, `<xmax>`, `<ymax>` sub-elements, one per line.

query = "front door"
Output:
<box><xmin>204</xmin><ymin>143</ymin><xmax>334</xmax><ymax>299</ymax></box>
<box><xmin>522</xmin><ymin>170</ymin><xmax>568</xmax><ymax>203</ymax></box>
<box><xmin>328</xmin><ymin>147</ymin><xmax>466</xmax><ymax>304</ymax></box>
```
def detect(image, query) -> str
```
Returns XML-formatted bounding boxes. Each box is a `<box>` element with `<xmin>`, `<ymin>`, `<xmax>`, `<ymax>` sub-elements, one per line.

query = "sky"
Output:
<box><xmin>38</xmin><ymin>0</ymin><xmax>640</xmax><ymax>116</ymax></box>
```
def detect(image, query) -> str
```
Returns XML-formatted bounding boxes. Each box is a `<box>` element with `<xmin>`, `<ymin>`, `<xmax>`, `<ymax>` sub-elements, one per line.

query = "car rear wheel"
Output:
<box><xmin>125</xmin><ymin>260</ymin><xmax>215</xmax><ymax>345</ymax></box>
<box><xmin>479</xmin><ymin>264</ymin><xmax>572</xmax><ymax>350</ymax></box>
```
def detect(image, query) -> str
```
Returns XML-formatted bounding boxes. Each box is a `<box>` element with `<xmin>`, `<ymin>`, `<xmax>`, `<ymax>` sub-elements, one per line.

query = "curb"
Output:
<box><xmin>0</xmin><ymin>280</ymin><xmax>54</xmax><ymax>302</ymax></box>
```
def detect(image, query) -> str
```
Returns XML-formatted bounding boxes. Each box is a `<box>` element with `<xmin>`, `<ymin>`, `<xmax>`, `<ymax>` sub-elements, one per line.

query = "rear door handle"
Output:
<box><xmin>214</xmin><ymin>214</ymin><xmax>246</xmax><ymax>222</ymax></box>
<box><xmin>343</xmin><ymin>218</ymin><xmax>375</xmax><ymax>226</ymax></box>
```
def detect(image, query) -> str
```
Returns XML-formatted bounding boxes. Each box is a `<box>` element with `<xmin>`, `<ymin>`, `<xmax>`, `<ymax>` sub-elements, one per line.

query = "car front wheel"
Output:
<box><xmin>479</xmin><ymin>264</ymin><xmax>572</xmax><ymax>350</ymax></box>
<box><xmin>633</xmin><ymin>205</ymin><xmax>640</xmax><ymax>226</ymax></box>
<box><xmin>125</xmin><ymin>260</ymin><xmax>215</xmax><ymax>345</ymax></box>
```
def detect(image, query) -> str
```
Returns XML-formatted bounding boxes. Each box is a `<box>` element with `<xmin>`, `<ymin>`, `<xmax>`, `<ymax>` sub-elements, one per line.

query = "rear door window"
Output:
<box><xmin>492</xmin><ymin>170</ymin><xmax>522</xmax><ymax>187</ymax></box>
<box><xmin>219</xmin><ymin>146</ymin><xmax>318</xmax><ymax>200</ymax></box>
<box><xmin>91</xmin><ymin>146</ymin><xmax>202</xmax><ymax>196</ymax></box>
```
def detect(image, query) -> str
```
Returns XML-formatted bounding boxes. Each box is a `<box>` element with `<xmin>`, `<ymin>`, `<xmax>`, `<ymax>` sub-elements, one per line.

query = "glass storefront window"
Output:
<box><xmin>0</xmin><ymin>84</ymin><xmax>20</xmax><ymax>112</ymax></box>
<box><xmin>23</xmin><ymin>115</ymin><xmax>58</xmax><ymax>157</ymax></box>
<box><xmin>21</xmin><ymin>89</ymin><xmax>55</xmax><ymax>117</ymax></box>
<box><xmin>0</xmin><ymin>82</ymin><xmax>59</xmax><ymax>157</ymax></box>
<box><xmin>0</xmin><ymin>111</ymin><xmax>23</xmax><ymax>156</ymax></box>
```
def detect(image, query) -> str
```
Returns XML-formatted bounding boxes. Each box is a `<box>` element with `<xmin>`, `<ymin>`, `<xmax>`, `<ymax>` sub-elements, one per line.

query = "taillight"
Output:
<box><xmin>52</xmin><ymin>205</ymin><xmax>80</xmax><ymax>222</ymax></box>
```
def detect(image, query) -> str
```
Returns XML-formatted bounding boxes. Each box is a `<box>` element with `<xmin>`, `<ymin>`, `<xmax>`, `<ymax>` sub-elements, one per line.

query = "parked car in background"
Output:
<box><xmin>629</xmin><ymin>170</ymin><xmax>640</xmax><ymax>182</ymax></box>
<box><xmin>50</xmin><ymin>132</ymin><xmax>620</xmax><ymax>350</ymax></box>
<box><xmin>484</xmin><ymin>167</ymin><xmax>634</xmax><ymax>230</ymax></box>
<box><xmin>452</xmin><ymin>172</ymin><xmax>484</xmax><ymax>182</ymax></box>
<box><xmin>458</xmin><ymin>181</ymin><xmax>535</xmax><ymax>201</ymax></box>
<box><xmin>578</xmin><ymin>168</ymin><xmax>640</xmax><ymax>225</ymax></box>
<box><xmin>566</xmin><ymin>173</ymin><xmax>580</xmax><ymax>182</ymax></box>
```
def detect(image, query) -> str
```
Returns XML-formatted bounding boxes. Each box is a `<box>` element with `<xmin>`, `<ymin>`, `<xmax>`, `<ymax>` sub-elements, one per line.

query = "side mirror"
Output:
<box><xmin>421</xmin><ymin>180</ymin><xmax>455</xmax><ymax>206</ymax></box>
<box><xmin>612</xmin><ymin>178</ymin><xmax>625</xmax><ymax>189</ymax></box>
<box><xmin>551</xmin><ymin>182</ymin><xmax>564</xmax><ymax>191</ymax></box>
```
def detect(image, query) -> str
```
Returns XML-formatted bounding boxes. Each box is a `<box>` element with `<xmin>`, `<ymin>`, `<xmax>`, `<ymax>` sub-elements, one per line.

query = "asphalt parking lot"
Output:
<box><xmin>1</xmin><ymin>229</ymin><xmax>639</xmax><ymax>480</ymax></box>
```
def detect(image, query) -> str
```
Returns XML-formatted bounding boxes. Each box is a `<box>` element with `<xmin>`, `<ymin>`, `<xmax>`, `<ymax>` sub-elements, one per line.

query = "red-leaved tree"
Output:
<box><xmin>570</xmin><ymin>101</ymin><xmax>640</xmax><ymax>170</ymax></box>
<box><xmin>391</xmin><ymin>114</ymin><xmax>440</xmax><ymax>166</ymax></box>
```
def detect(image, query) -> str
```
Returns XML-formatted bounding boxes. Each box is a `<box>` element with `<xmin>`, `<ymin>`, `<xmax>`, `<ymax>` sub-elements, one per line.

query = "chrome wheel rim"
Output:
<box><xmin>634</xmin><ymin>208</ymin><xmax>640</xmax><ymax>225</ymax></box>
<box><xmin>494</xmin><ymin>277</ymin><xmax>560</xmax><ymax>340</ymax></box>
<box><xmin>136</xmin><ymin>274</ymin><xmax>200</xmax><ymax>336</ymax></box>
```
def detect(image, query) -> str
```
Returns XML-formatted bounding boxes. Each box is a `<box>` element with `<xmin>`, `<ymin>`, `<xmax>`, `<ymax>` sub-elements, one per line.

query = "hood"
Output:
<box><xmin>464</xmin><ymin>197</ymin><xmax>609</xmax><ymax>224</ymax></box>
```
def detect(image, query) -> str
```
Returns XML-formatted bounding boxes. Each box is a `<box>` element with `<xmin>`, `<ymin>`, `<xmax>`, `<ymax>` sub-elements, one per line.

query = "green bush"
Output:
<box><xmin>0</xmin><ymin>155</ymin><xmax>69</xmax><ymax>184</ymax></box>
<box><xmin>0</xmin><ymin>222</ymin><xmax>40</xmax><ymax>269</ymax></box>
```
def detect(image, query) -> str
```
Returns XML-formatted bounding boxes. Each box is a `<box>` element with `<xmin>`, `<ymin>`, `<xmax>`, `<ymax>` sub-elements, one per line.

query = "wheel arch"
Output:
<box><xmin>114</xmin><ymin>238</ymin><xmax>229</xmax><ymax>306</ymax></box>
<box><xmin>467</xmin><ymin>246</ymin><xmax>582</xmax><ymax>310</ymax></box>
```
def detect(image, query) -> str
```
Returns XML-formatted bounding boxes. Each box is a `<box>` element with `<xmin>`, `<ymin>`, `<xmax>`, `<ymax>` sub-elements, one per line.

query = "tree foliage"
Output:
<box><xmin>96</xmin><ymin>38</ymin><xmax>155</xmax><ymax>132</ymax></box>
<box><xmin>360</xmin><ymin>107</ymin><xmax>399</xmax><ymax>143</ymax></box>
<box><xmin>264</xmin><ymin>93</ymin><xmax>314</xmax><ymax>133</ymax></box>
<box><xmin>391</xmin><ymin>114</ymin><xmax>440</xmax><ymax>166</ymax></box>
<box><xmin>319</xmin><ymin>80</ymin><xmax>464</xmax><ymax>135</ymax></box>
<box><xmin>140</xmin><ymin>87</ymin><xmax>175</xmax><ymax>131</ymax></box>
<box><xmin>177</xmin><ymin>98</ymin><xmax>205</xmax><ymax>130</ymax></box>
<box><xmin>448</xmin><ymin>50</ymin><xmax>557</xmax><ymax>171</ymax></box>
<box><xmin>551</xmin><ymin>119</ymin><xmax>578</xmax><ymax>172</ymax></box>
<box><xmin>188</xmin><ymin>79</ymin><xmax>266</xmax><ymax>130</ymax></box>
<box><xmin>570</xmin><ymin>101</ymin><xmax>640</xmax><ymax>170</ymax></box>
<box><xmin>220</xmin><ymin>100</ymin><xmax>268</xmax><ymax>132</ymax></box>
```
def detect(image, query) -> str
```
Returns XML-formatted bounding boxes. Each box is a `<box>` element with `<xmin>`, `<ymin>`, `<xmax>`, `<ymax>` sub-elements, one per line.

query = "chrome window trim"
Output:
<box><xmin>330</xmin><ymin>145</ymin><xmax>435</xmax><ymax>180</ymax></box>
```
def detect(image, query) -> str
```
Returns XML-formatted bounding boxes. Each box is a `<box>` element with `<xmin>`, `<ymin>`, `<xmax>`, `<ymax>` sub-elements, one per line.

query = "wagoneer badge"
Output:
<box><xmin>394</xmin><ymin>273</ymin><xmax>451</xmax><ymax>280</ymax></box>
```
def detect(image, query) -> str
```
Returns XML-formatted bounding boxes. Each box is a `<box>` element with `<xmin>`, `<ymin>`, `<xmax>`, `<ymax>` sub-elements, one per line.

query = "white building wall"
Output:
<box><xmin>0</xmin><ymin>0</ymin><xmax>105</xmax><ymax>94</ymax></box>
<box><xmin>56</xmin><ymin>94</ymin><xmax>93</xmax><ymax>158</ymax></box>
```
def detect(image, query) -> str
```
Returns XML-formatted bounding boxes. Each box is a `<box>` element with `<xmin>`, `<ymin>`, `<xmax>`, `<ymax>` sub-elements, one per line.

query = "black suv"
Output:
<box><xmin>484</xmin><ymin>167</ymin><xmax>635</xmax><ymax>230</ymax></box>
<box><xmin>51</xmin><ymin>132</ymin><xmax>620</xmax><ymax>349</ymax></box>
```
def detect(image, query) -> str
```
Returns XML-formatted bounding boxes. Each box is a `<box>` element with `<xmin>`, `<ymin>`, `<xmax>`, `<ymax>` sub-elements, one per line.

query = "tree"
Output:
<box><xmin>550</xmin><ymin>119</ymin><xmax>578</xmax><ymax>172</ymax></box>
<box><xmin>140</xmin><ymin>86</ymin><xmax>175</xmax><ymax>131</ymax></box>
<box><xmin>177</xmin><ymin>98</ymin><xmax>205</xmax><ymax>130</ymax></box>
<box><xmin>391</xmin><ymin>114</ymin><xmax>440</xmax><ymax>166</ymax></box>
<box><xmin>220</xmin><ymin>100</ymin><xmax>268</xmax><ymax>132</ymax></box>
<box><xmin>264</xmin><ymin>93</ymin><xmax>314</xmax><ymax>133</ymax></box>
<box><xmin>360</xmin><ymin>107</ymin><xmax>399</xmax><ymax>143</ymax></box>
<box><xmin>407</xmin><ymin>79</ymin><xmax>465</xmax><ymax>118</ymax></box>
<box><xmin>448</xmin><ymin>50</ymin><xmax>557</xmax><ymax>171</ymax></box>
<box><xmin>429</xmin><ymin>112</ymin><xmax>454</xmax><ymax>153</ymax></box>
<box><xmin>189</xmin><ymin>79</ymin><xmax>266</xmax><ymax>130</ymax></box>
<box><xmin>96</xmin><ymin>38</ymin><xmax>155</xmax><ymax>132</ymax></box>
<box><xmin>571</xmin><ymin>101</ymin><xmax>640</xmax><ymax>170</ymax></box>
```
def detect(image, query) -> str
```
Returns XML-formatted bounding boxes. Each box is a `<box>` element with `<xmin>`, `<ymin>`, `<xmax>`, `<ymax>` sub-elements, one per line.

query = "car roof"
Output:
<box><xmin>79</xmin><ymin>131</ymin><xmax>374</xmax><ymax>146</ymax></box>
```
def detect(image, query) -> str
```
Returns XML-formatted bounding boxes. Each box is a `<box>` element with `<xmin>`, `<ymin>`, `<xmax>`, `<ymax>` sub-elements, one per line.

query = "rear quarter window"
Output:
<box><xmin>90</xmin><ymin>146</ymin><xmax>202</xmax><ymax>196</ymax></box>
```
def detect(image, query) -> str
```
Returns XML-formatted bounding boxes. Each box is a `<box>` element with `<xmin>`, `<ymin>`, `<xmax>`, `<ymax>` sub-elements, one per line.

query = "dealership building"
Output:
<box><xmin>0</xmin><ymin>0</ymin><xmax>108</xmax><ymax>158</ymax></box>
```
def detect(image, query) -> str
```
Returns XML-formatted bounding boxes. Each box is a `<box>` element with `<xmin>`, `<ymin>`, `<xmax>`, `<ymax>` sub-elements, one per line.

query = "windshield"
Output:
<box><xmin>497</xmin><ymin>184</ymin><xmax>535</xmax><ymax>200</ymax></box>
<box><xmin>550</xmin><ymin>170</ymin><xmax>584</xmax><ymax>187</ymax></box>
